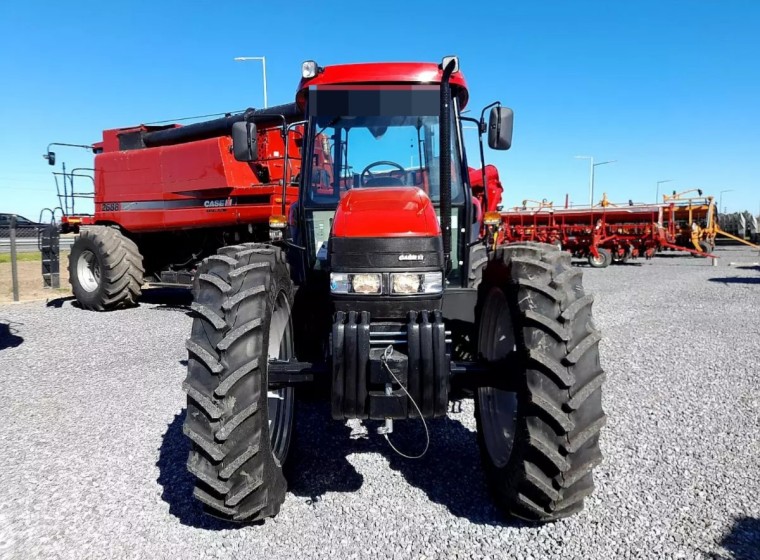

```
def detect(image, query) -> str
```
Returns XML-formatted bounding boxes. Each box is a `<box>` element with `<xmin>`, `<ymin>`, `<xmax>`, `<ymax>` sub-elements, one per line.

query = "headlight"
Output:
<box><xmin>330</xmin><ymin>272</ymin><xmax>382</xmax><ymax>295</ymax></box>
<box><xmin>329</xmin><ymin>272</ymin><xmax>443</xmax><ymax>295</ymax></box>
<box><xmin>351</xmin><ymin>273</ymin><xmax>381</xmax><ymax>294</ymax></box>
<box><xmin>302</xmin><ymin>60</ymin><xmax>319</xmax><ymax>78</ymax></box>
<box><xmin>392</xmin><ymin>273</ymin><xmax>420</xmax><ymax>294</ymax></box>
<box><xmin>391</xmin><ymin>272</ymin><xmax>442</xmax><ymax>294</ymax></box>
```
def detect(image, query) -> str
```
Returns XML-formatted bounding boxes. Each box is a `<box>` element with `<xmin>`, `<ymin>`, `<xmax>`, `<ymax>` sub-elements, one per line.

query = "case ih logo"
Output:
<box><xmin>398</xmin><ymin>254</ymin><xmax>424</xmax><ymax>261</ymax></box>
<box><xmin>204</xmin><ymin>199</ymin><xmax>231</xmax><ymax>208</ymax></box>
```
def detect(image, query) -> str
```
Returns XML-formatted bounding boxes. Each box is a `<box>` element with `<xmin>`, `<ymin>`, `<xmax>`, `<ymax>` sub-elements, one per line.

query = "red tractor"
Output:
<box><xmin>179</xmin><ymin>58</ymin><xmax>606</xmax><ymax>523</ymax></box>
<box><xmin>52</xmin><ymin>57</ymin><xmax>605</xmax><ymax>522</ymax></box>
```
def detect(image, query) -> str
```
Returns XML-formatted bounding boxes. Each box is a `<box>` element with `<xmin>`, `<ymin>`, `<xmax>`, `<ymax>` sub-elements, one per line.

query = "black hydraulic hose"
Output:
<box><xmin>142</xmin><ymin>103</ymin><xmax>301</xmax><ymax>147</ymax></box>
<box><xmin>143</xmin><ymin>114</ymin><xmax>245</xmax><ymax>147</ymax></box>
<box><xmin>439</xmin><ymin>59</ymin><xmax>456</xmax><ymax>272</ymax></box>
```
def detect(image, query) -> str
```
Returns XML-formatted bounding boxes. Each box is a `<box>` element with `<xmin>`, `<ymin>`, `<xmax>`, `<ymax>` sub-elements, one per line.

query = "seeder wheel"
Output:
<box><xmin>587</xmin><ymin>248</ymin><xmax>611</xmax><ymax>268</ymax></box>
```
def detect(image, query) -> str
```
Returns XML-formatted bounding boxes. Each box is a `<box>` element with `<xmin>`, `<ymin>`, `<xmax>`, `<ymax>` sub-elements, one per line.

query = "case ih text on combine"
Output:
<box><xmin>48</xmin><ymin>58</ymin><xmax>606</xmax><ymax>522</ymax></box>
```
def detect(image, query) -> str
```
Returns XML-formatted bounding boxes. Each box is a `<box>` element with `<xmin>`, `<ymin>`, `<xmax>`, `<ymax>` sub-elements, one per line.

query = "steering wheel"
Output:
<box><xmin>360</xmin><ymin>160</ymin><xmax>406</xmax><ymax>186</ymax></box>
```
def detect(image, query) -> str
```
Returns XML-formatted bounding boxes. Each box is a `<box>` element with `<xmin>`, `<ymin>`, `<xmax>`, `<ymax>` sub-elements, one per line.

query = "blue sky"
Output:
<box><xmin>1</xmin><ymin>0</ymin><xmax>758</xmax><ymax>219</ymax></box>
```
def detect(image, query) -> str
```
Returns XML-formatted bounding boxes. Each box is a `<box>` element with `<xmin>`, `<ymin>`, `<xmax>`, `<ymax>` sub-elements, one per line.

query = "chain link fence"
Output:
<box><xmin>0</xmin><ymin>214</ymin><xmax>68</xmax><ymax>303</ymax></box>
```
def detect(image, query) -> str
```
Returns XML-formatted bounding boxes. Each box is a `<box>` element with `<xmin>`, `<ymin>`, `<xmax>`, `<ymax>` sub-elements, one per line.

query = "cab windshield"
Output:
<box><xmin>304</xmin><ymin>86</ymin><xmax>464</xmax><ymax>207</ymax></box>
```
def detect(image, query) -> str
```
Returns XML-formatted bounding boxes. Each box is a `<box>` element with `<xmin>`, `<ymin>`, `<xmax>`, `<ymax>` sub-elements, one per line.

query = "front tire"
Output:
<box><xmin>183</xmin><ymin>243</ymin><xmax>295</xmax><ymax>522</ymax></box>
<box><xmin>68</xmin><ymin>226</ymin><xmax>143</xmax><ymax>311</ymax></box>
<box><xmin>475</xmin><ymin>242</ymin><xmax>606</xmax><ymax>521</ymax></box>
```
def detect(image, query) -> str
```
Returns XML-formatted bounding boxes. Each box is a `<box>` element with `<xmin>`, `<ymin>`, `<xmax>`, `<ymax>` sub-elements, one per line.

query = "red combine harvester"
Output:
<box><xmin>159</xmin><ymin>57</ymin><xmax>607</xmax><ymax>524</ymax></box>
<box><xmin>46</xmin><ymin>106</ymin><xmax>305</xmax><ymax>310</ymax></box>
<box><xmin>493</xmin><ymin>193</ymin><xmax>718</xmax><ymax>268</ymax></box>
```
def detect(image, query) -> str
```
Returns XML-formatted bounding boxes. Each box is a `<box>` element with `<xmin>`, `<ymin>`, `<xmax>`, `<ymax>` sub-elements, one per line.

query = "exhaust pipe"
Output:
<box><xmin>439</xmin><ymin>58</ymin><xmax>457</xmax><ymax>274</ymax></box>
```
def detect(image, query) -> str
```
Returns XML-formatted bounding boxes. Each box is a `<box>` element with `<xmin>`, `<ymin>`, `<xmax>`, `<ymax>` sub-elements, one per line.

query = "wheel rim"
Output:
<box><xmin>590</xmin><ymin>253</ymin><xmax>604</xmax><ymax>266</ymax></box>
<box><xmin>267</xmin><ymin>291</ymin><xmax>294</xmax><ymax>465</ymax></box>
<box><xmin>478</xmin><ymin>287</ymin><xmax>518</xmax><ymax>469</ymax></box>
<box><xmin>77</xmin><ymin>249</ymin><xmax>101</xmax><ymax>292</ymax></box>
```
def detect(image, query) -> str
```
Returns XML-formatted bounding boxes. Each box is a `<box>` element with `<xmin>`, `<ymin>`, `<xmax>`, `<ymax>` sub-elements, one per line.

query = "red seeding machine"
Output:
<box><xmin>488</xmin><ymin>190</ymin><xmax>722</xmax><ymax>268</ymax></box>
<box><xmin>46</xmin><ymin>57</ymin><xmax>607</xmax><ymax>524</ymax></box>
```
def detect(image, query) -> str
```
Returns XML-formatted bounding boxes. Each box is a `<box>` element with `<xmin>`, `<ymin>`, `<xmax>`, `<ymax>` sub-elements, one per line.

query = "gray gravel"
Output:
<box><xmin>1</xmin><ymin>245</ymin><xmax>759</xmax><ymax>560</ymax></box>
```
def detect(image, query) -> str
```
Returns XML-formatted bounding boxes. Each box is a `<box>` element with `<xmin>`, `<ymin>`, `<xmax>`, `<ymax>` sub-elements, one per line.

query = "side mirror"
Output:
<box><xmin>231</xmin><ymin>121</ymin><xmax>258</xmax><ymax>162</ymax></box>
<box><xmin>487</xmin><ymin>106</ymin><xmax>513</xmax><ymax>150</ymax></box>
<box><xmin>46</xmin><ymin>151</ymin><xmax>56</xmax><ymax>166</ymax></box>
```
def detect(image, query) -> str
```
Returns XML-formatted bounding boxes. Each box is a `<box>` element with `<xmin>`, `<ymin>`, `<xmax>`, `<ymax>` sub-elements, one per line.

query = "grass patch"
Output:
<box><xmin>0</xmin><ymin>251</ymin><xmax>70</xmax><ymax>264</ymax></box>
<box><xmin>0</xmin><ymin>252</ymin><xmax>41</xmax><ymax>263</ymax></box>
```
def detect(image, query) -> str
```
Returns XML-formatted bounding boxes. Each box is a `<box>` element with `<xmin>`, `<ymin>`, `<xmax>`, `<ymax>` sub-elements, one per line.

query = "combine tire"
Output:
<box><xmin>587</xmin><ymin>248</ymin><xmax>611</xmax><ymax>268</ymax></box>
<box><xmin>69</xmin><ymin>226</ymin><xmax>143</xmax><ymax>311</ymax></box>
<box><xmin>475</xmin><ymin>242</ymin><xmax>606</xmax><ymax>521</ymax></box>
<box><xmin>183</xmin><ymin>243</ymin><xmax>295</xmax><ymax>523</ymax></box>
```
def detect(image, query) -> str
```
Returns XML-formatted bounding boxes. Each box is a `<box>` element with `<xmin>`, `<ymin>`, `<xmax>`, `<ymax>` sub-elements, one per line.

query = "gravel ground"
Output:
<box><xmin>1</xmin><ymin>245</ymin><xmax>759</xmax><ymax>560</ymax></box>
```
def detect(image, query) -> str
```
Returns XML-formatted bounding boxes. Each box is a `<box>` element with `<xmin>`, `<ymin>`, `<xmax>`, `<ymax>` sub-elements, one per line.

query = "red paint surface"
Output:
<box><xmin>297</xmin><ymin>62</ymin><xmax>469</xmax><ymax>109</ymax></box>
<box><xmin>92</xmin><ymin>126</ymin><xmax>301</xmax><ymax>232</ymax></box>
<box><xmin>468</xmin><ymin>164</ymin><xmax>503</xmax><ymax>212</ymax></box>
<box><xmin>331</xmin><ymin>187</ymin><xmax>440</xmax><ymax>238</ymax></box>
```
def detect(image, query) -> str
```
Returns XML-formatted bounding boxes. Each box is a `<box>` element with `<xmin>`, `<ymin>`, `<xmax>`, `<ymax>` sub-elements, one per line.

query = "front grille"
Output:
<box><xmin>329</xmin><ymin>236</ymin><xmax>443</xmax><ymax>270</ymax></box>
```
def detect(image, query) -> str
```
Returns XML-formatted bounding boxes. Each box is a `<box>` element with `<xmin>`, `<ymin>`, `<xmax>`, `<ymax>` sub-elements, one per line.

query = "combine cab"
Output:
<box><xmin>179</xmin><ymin>58</ymin><xmax>607</xmax><ymax>523</ymax></box>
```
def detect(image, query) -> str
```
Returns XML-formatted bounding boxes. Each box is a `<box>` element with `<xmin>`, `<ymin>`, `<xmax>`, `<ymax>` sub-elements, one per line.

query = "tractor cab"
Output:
<box><xmin>295</xmin><ymin>62</ymin><xmax>470</xmax><ymax>286</ymax></box>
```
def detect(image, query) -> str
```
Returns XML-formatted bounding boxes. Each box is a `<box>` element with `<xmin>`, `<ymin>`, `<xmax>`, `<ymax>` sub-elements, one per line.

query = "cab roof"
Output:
<box><xmin>296</xmin><ymin>62</ymin><xmax>469</xmax><ymax>110</ymax></box>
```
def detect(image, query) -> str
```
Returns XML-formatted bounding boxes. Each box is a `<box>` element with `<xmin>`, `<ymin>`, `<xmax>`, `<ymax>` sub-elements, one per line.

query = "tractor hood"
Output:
<box><xmin>331</xmin><ymin>187</ymin><xmax>441</xmax><ymax>238</ymax></box>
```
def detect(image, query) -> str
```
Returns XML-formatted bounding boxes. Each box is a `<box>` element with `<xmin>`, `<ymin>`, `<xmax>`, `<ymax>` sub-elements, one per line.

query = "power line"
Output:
<box><xmin>145</xmin><ymin>109</ymin><xmax>246</xmax><ymax>125</ymax></box>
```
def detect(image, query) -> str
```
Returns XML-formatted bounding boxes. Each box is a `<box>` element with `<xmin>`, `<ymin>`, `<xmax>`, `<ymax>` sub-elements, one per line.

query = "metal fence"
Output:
<box><xmin>0</xmin><ymin>215</ymin><xmax>63</xmax><ymax>303</ymax></box>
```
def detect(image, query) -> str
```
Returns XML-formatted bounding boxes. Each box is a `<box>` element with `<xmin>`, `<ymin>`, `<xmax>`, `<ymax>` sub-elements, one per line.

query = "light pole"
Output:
<box><xmin>656</xmin><ymin>179</ymin><xmax>673</xmax><ymax>203</ymax></box>
<box><xmin>719</xmin><ymin>189</ymin><xmax>734</xmax><ymax>213</ymax></box>
<box><xmin>234</xmin><ymin>56</ymin><xmax>268</xmax><ymax>108</ymax></box>
<box><xmin>575</xmin><ymin>156</ymin><xmax>617</xmax><ymax>205</ymax></box>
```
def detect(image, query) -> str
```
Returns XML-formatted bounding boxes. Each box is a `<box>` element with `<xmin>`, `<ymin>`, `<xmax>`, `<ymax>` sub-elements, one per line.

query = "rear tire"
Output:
<box><xmin>587</xmin><ymin>248</ymin><xmax>611</xmax><ymax>268</ymax></box>
<box><xmin>69</xmin><ymin>226</ymin><xmax>143</xmax><ymax>311</ymax></box>
<box><xmin>183</xmin><ymin>243</ymin><xmax>295</xmax><ymax>522</ymax></box>
<box><xmin>475</xmin><ymin>242</ymin><xmax>606</xmax><ymax>521</ymax></box>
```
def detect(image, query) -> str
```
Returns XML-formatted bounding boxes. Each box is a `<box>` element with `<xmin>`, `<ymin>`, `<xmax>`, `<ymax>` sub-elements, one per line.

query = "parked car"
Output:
<box><xmin>0</xmin><ymin>213</ymin><xmax>47</xmax><ymax>238</ymax></box>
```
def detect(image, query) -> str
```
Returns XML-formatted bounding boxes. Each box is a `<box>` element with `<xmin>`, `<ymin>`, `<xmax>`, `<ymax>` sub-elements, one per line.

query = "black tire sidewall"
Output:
<box><xmin>475</xmin><ymin>278</ymin><xmax>530</xmax><ymax>495</ymax></box>
<box><xmin>69</xmin><ymin>233</ymin><xmax>107</xmax><ymax>309</ymax></box>
<box><xmin>264</xmin><ymin>260</ymin><xmax>296</xmax><ymax>468</ymax></box>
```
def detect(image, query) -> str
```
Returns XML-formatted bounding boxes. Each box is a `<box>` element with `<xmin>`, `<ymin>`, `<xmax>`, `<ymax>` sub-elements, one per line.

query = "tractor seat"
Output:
<box><xmin>363</xmin><ymin>176</ymin><xmax>406</xmax><ymax>188</ymax></box>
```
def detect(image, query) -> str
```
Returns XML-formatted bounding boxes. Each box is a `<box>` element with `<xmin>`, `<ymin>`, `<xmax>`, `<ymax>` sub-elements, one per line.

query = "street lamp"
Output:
<box><xmin>719</xmin><ymin>189</ymin><xmax>734</xmax><ymax>214</ymax></box>
<box><xmin>656</xmin><ymin>179</ymin><xmax>673</xmax><ymax>203</ymax></box>
<box><xmin>575</xmin><ymin>156</ymin><xmax>617</xmax><ymax>205</ymax></box>
<box><xmin>234</xmin><ymin>56</ymin><xmax>268</xmax><ymax>108</ymax></box>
